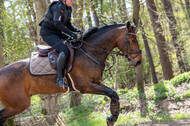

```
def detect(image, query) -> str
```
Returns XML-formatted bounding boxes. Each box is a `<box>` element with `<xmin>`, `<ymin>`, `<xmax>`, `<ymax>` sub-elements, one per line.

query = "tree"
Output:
<box><xmin>140</xmin><ymin>21</ymin><xmax>158</xmax><ymax>84</ymax></box>
<box><xmin>132</xmin><ymin>0</ymin><xmax>146</xmax><ymax>116</ymax></box>
<box><xmin>26</xmin><ymin>0</ymin><xmax>37</xmax><ymax>45</ymax></box>
<box><xmin>162</xmin><ymin>0</ymin><xmax>190</xmax><ymax>73</ymax></box>
<box><xmin>185</xmin><ymin>0</ymin><xmax>190</xmax><ymax>19</ymax></box>
<box><xmin>70</xmin><ymin>0</ymin><xmax>83</xmax><ymax>108</ymax></box>
<box><xmin>0</xmin><ymin>0</ymin><xmax>3</xmax><ymax>68</ymax></box>
<box><xmin>85</xmin><ymin>0</ymin><xmax>92</xmax><ymax>27</ymax></box>
<box><xmin>34</xmin><ymin>0</ymin><xmax>47</xmax><ymax>45</ymax></box>
<box><xmin>121</xmin><ymin>0</ymin><xmax>128</xmax><ymax>21</ymax></box>
<box><xmin>34</xmin><ymin>0</ymin><xmax>61</xmax><ymax>119</ymax></box>
<box><xmin>146</xmin><ymin>0</ymin><xmax>174</xmax><ymax>80</ymax></box>
<box><xmin>0</xmin><ymin>0</ymin><xmax>4</xmax><ymax>120</ymax></box>
<box><xmin>90</xmin><ymin>0</ymin><xmax>99</xmax><ymax>27</ymax></box>
<box><xmin>132</xmin><ymin>0</ymin><xmax>140</xmax><ymax>28</ymax></box>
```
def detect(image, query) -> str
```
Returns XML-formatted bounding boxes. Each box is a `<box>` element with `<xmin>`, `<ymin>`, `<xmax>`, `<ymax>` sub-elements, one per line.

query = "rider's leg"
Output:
<box><xmin>56</xmin><ymin>52</ymin><xmax>68</xmax><ymax>88</ymax></box>
<box><xmin>41</xmin><ymin>34</ymin><xmax>69</xmax><ymax>88</ymax></box>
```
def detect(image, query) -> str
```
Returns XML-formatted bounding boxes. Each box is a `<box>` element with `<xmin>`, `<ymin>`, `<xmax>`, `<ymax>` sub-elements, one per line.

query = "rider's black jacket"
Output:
<box><xmin>39</xmin><ymin>1</ymin><xmax>79</xmax><ymax>37</ymax></box>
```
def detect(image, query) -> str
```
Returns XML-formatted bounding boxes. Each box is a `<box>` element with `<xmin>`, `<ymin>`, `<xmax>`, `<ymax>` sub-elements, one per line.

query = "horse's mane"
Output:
<box><xmin>83</xmin><ymin>27</ymin><xmax>99</xmax><ymax>40</ymax></box>
<box><xmin>83</xmin><ymin>23</ymin><xmax>126</xmax><ymax>40</ymax></box>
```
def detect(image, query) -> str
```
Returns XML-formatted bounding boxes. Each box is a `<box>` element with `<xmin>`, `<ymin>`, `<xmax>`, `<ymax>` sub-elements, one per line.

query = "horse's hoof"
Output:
<box><xmin>106</xmin><ymin>115</ymin><xmax>118</xmax><ymax>126</ymax></box>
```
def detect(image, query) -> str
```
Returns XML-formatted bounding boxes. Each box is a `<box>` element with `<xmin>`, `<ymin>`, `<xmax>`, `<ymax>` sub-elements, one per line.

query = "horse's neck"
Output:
<box><xmin>83</xmin><ymin>27</ymin><xmax>124</xmax><ymax>64</ymax></box>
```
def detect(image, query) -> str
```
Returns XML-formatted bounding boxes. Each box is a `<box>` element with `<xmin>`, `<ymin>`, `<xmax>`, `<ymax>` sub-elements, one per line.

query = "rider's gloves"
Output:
<box><xmin>76</xmin><ymin>28</ymin><xmax>83</xmax><ymax>34</ymax></box>
<box><xmin>71</xmin><ymin>32</ymin><xmax>82</xmax><ymax>41</ymax></box>
<box><xmin>77</xmin><ymin>33</ymin><xmax>82</xmax><ymax>40</ymax></box>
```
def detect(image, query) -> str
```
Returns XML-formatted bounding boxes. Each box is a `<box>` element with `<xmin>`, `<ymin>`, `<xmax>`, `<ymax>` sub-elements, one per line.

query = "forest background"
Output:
<box><xmin>0</xmin><ymin>0</ymin><xmax>190</xmax><ymax>125</ymax></box>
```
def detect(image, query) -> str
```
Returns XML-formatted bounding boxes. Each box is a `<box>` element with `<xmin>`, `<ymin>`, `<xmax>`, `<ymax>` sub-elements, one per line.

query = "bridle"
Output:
<box><xmin>68</xmin><ymin>26</ymin><xmax>142</xmax><ymax>66</ymax></box>
<box><xmin>120</xmin><ymin>29</ymin><xmax>142</xmax><ymax>61</ymax></box>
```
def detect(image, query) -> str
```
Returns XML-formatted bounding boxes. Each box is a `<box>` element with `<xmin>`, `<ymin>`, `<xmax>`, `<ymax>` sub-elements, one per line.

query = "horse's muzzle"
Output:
<box><xmin>129</xmin><ymin>59</ymin><xmax>141</xmax><ymax>67</ymax></box>
<box><xmin>135</xmin><ymin>60</ymin><xmax>141</xmax><ymax>67</ymax></box>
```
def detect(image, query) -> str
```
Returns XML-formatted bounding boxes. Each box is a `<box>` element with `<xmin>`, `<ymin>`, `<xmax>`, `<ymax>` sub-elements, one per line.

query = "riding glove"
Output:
<box><xmin>71</xmin><ymin>32</ymin><xmax>82</xmax><ymax>41</ymax></box>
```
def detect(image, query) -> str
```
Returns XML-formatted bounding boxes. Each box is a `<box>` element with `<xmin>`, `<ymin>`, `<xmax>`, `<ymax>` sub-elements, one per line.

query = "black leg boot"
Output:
<box><xmin>56</xmin><ymin>52</ymin><xmax>68</xmax><ymax>88</ymax></box>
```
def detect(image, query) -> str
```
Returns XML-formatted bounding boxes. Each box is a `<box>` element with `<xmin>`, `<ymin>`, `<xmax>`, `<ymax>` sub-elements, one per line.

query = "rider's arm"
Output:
<box><xmin>66</xmin><ymin>22</ymin><xmax>78</xmax><ymax>32</ymax></box>
<box><xmin>53</xmin><ymin>4</ymin><xmax>76</xmax><ymax>37</ymax></box>
<box><xmin>66</xmin><ymin>7</ymin><xmax>80</xmax><ymax>32</ymax></box>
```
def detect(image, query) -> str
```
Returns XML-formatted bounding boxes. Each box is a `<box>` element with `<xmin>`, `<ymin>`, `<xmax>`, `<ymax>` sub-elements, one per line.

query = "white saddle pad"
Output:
<box><xmin>30</xmin><ymin>52</ymin><xmax>57</xmax><ymax>75</ymax></box>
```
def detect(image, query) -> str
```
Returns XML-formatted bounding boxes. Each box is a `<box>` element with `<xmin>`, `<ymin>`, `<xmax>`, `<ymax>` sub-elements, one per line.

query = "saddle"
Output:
<box><xmin>30</xmin><ymin>42</ymin><xmax>74</xmax><ymax>75</ymax></box>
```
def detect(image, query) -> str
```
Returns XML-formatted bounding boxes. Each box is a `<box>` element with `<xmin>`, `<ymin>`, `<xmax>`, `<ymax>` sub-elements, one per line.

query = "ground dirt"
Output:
<box><xmin>139</xmin><ymin>118</ymin><xmax>190</xmax><ymax>126</ymax></box>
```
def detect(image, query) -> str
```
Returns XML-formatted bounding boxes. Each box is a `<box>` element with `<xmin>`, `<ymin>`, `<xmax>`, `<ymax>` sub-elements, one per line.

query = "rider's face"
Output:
<box><xmin>64</xmin><ymin>0</ymin><xmax>74</xmax><ymax>6</ymax></box>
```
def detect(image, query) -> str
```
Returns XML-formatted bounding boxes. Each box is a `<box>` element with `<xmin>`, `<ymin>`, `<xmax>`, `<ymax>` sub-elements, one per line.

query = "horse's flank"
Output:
<box><xmin>0</xmin><ymin>59</ymin><xmax>66</xmax><ymax>98</ymax></box>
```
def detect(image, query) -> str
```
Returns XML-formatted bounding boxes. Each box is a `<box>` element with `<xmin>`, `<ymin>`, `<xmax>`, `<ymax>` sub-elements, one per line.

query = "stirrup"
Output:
<box><xmin>56</xmin><ymin>77</ymin><xmax>68</xmax><ymax>88</ymax></box>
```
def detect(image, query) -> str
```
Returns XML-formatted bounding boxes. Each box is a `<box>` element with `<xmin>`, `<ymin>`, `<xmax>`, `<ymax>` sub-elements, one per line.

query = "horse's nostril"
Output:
<box><xmin>137</xmin><ymin>61</ymin><xmax>141</xmax><ymax>66</ymax></box>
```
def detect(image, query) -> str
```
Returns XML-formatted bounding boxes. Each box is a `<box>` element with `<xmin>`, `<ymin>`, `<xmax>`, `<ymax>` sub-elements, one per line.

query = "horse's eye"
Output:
<box><xmin>132</xmin><ymin>40</ymin><xmax>135</xmax><ymax>43</ymax></box>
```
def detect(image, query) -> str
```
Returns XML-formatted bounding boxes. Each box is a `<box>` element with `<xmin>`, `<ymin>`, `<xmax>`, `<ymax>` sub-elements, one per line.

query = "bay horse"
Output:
<box><xmin>0</xmin><ymin>21</ymin><xmax>142</xmax><ymax>126</ymax></box>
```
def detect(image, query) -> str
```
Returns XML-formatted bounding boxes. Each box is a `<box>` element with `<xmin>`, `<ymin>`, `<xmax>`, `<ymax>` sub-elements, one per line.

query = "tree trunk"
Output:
<box><xmin>34</xmin><ymin>0</ymin><xmax>47</xmax><ymax>45</ymax></box>
<box><xmin>0</xmin><ymin>27</ymin><xmax>3</xmax><ymax>68</ymax></box>
<box><xmin>85</xmin><ymin>0</ymin><xmax>92</xmax><ymax>27</ymax></box>
<box><xmin>34</xmin><ymin>0</ymin><xmax>60</xmax><ymax>120</ymax></box>
<box><xmin>132</xmin><ymin>0</ymin><xmax>146</xmax><ymax>116</ymax></box>
<box><xmin>132</xmin><ymin>0</ymin><xmax>140</xmax><ymax>28</ymax></box>
<box><xmin>179</xmin><ymin>0</ymin><xmax>190</xmax><ymax>28</ymax></box>
<box><xmin>146</xmin><ymin>0</ymin><xmax>174</xmax><ymax>80</ymax></box>
<box><xmin>114</xmin><ymin>56</ymin><xmax>118</xmax><ymax>90</ymax></box>
<box><xmin>110</xmin><ymin>0</ymin><xmax>115</xmax><ymax>20</ymax></box>
<box><xmin>40</xmin><ymin>94</ymin><xmax>59</xmax><ymax>115</ymax></box>
<box><xmin>26</xmin><ymin>0</ymin><xmax>37</xmax><ymax>45</ymax></box>
<box><xmin>100</xmin><ymin>0</ymin><xmax>103</xmax><ymax>19</ymax></box>
<box><xmin>162</xmin><ymin>0</ymin><xmax>190</xmax><ymax>73</ymax></box>
<box><xmin>117</xmin><ymin>0</ymin><xmax>128</xmax><ymax>22</ymax></box>
<box><xmin>70</xmin><ymin>92</ymin><xmax>81</xmax><ymax>108</ymax></box>
<box><xmin>185</xmin><ymin>0</ymin><xmax>190</xmax><ymax>18</ymax></box>
<box><xmin>90</xmin><ymin>0</ymin><xmax>99</xmax><ymax>27</ymax></box>
<box><xmin>0</xmin><ymin>0</ymin><xmax>4</xmax><ymax>117</ymax></box>
<box><xmin>141</xmin><ymin>21</ymin><xmax>158</xmax><ymax>84</ymax></box>
<box><xmin>69</xmin><ymin>0</ymin><xmax>82</xmax><ymax>108</ymax></box>
<box><xmin>72</xmin><ymin>0</ymin><xmax>84</xmax><ymax>29</ymax></box>
<box><xmin>0</xmin><ymin>0</ymin><xmax>4</xmax><ymax>68</ymax></box>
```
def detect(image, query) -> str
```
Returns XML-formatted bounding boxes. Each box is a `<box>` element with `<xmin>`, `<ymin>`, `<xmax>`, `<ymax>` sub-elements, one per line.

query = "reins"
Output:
<box><xmin>68</xmin><ymin>26</ymin><xmax>142</xmax><ymax>68</ymax></box>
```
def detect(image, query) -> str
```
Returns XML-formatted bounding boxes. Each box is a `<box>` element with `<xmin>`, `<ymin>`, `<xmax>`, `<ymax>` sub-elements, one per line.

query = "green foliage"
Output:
<box><xmin>1</xmin><ymin>0</ymin><xmax>35</xmax><ymax>66</ymax></box>
<box><xmin>170</xmin><ymin>72</ymin><xmax>190</xmax><ymax>86</ymax></box>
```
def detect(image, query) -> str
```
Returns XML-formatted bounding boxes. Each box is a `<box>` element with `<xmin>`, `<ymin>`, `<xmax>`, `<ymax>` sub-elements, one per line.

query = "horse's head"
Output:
<box><xmin>117</xmin><ymin>21</ymin><xmax>142</xmax><ymax>67</ymax></box>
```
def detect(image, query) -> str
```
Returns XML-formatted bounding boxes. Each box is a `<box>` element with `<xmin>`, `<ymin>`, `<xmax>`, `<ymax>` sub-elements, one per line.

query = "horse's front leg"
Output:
<box><xmin>82</xmin><ymin>81</ymin><xmax>120</xmax><ymax>126</ymax></box>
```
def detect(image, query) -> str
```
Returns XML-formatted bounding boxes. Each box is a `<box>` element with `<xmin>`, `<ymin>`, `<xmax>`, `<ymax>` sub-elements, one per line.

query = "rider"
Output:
<box><xmin>39</xmin><ymin>0</ymin><xmax>83</xmax><ymax>88</ymax></box>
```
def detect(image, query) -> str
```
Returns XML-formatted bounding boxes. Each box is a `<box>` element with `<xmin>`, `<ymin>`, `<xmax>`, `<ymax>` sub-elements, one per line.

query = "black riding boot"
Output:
<box><xmin>56</xmin><ymin>52</ymin><xmax>68</xmax><ymax>88</ymax></box>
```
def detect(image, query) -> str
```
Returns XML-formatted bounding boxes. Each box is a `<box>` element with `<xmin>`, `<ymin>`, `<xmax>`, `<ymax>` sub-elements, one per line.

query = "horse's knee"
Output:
<box><xmin>109</xmin><ymin>91</ymin><xmax>119</xmax><ymax>101</ymax></box>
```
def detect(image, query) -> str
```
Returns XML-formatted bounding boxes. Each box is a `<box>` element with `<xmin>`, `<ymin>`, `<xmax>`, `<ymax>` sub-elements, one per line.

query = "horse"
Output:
<box><xmin>0</xmin><ymin>21</ymin><xmax>142</xmax><ymax>126</ymax></box>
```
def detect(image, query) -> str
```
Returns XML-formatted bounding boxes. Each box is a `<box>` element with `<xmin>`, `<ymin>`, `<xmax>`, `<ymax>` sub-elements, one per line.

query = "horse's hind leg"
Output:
<box><xmin>82</xmin><ymin>82</ymin><xmax>119</xmax><ymax>126</ymax></box>
<box><xmin>0</xmin><ymin>105</ymin><xmax>30</xmax><ymax>126</ymax></box>
<box><xmin>0</xmin><ymin>96</ymin><xmax>30</xmax><ymax>126</ymax></box>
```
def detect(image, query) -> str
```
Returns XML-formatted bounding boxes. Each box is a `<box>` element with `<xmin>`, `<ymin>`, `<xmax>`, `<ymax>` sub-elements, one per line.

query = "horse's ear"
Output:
<box><xmin>126</xmin><ymin>21</ymin><xmax>132</xmax><ymax>31</ymax></box>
